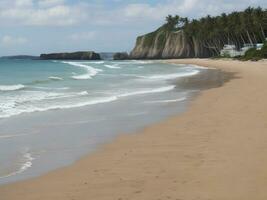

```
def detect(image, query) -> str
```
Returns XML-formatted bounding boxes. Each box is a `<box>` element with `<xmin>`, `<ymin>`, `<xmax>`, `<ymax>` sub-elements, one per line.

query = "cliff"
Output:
<box><xmin>130</xmin><ymin>28</ymin><xmax>212</xmax><ymax>59</ymax></box>
<box><xmin>130</xmin><ymin>7</ymin><xmax>267</xmax><ymax>59</ymax></box>
<box><xmin>40</xmin><ymin>51</ymin><xmax>101</xmax><ymax>60</ymax></box>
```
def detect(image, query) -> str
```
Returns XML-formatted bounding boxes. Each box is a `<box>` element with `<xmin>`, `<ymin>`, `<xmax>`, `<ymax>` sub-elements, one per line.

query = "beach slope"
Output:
<box><xmin>1</xmin><ymin>59</ymin><xmax>267</xmax><ymax>200</ymax></box>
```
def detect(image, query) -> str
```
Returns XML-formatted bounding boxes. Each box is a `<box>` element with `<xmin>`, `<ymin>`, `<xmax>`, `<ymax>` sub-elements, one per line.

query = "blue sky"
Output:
<box><xmin>0</xmin><ymin>0</ymin><xmax>266</xmax><ymax>56</ymax></box>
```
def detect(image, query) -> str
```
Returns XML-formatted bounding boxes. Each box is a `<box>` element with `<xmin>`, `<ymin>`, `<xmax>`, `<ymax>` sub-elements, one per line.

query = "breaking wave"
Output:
<box><xmin>117</xmin><ymin>85</ymin><xmax>176</xmax><ymax>97</ymax></box>
<box><xmin>62</xmin><ymin>61</ymin><xmax>103</xmax><ymax>80</ymax></box>
<box><xmin>104</xmin><ymin>64</ymin><xmax>121</xmax><ymax>69</ymax></box>
<box><xmin>0</xmin><ymin>85</ymin><xmax>176</xmax><ymax>119</ymax></box>
<box><xmin>139</xmin><ymin>70</ymin><xmax>199</xmax><ymax>81</ymax></box>
<box><xmin>49</xmin><ymin>76</ymin><xmax>64</xmax><ymax>81</ymax></box>
<box><xmin>0</xmin><ymin>84</ymin><xmax>25</xmax><ymax>91</ymax></box>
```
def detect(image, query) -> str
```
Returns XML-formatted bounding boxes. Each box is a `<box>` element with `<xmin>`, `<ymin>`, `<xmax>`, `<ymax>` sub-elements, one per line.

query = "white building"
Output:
<box><xmin>256</xmin><ymin>43</ymin><xmax>264</xmax><ymax>50</ymax></box>
<box><xmin>220</xmin><ymin>41</ymin><xmax>265</xmax><ymax>58</ymax></box>
<box><xmin>220</xmin><ymin>45</ymin><xmax>242</xmax><ymax>57</ymax></box>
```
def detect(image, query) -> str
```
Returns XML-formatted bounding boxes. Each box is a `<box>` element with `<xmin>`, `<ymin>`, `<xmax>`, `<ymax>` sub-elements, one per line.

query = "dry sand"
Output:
<box><xmin>1</xmin><ymin>59</ymin><xmax>267</xmax><ymax>200</ymax></box>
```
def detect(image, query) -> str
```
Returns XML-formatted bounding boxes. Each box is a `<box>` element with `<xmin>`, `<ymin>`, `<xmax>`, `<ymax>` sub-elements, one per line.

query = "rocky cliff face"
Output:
<box><xmin>130</xmin><ymin>29</ymin><xmax>212</xmax><ymax>59</ymax></box>
<box><xmin>40</xmin><ymin>51</ymin><xmax>101</xmax><ymax>60</ymax></box>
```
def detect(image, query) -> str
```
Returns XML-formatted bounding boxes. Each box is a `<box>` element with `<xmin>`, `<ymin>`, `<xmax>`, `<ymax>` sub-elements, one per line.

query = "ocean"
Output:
<box><xmin>0</xmin><ymin>59</ymin><xmax>206</xmax><ymax>184</ymax></box>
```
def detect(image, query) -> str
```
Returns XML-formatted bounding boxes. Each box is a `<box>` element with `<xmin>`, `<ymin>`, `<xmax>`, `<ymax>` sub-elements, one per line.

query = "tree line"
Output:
<box><xmin>164</xmin><ymin>7</ymin><xmax>267</xmax><ymax>56</ymax></box>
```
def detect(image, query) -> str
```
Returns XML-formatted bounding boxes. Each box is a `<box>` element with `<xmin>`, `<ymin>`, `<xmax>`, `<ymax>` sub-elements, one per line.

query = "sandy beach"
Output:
<box><xmin>1</xmin><ymin>58</ymin><xmax>267</xmax><ymax>200</ymax></box>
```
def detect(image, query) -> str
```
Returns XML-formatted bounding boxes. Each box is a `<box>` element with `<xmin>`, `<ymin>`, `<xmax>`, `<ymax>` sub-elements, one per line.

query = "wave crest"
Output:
<box><xmin>140</xmin><ymin>70</ymin><xmax>199</xmax><ymax>81</ymax></box>
<box><xmin>62</xmin><ymin>61</ymin><xmax>103</xmax><ymax>80</ymax></box>
<box><xmin>49</xmin><ymin>76</ymin><xmax>63</xmax><ymax>81</ymax></box>
<box><xmin>104</xmin><ymin>64</ymin><xmax>121</xmax><ymax>69</ymax></box>
<box><xmin>0</xmin><ymin>84</ymin><xmax>25</xmax><ymax>91</ymax></box>
<box><xmin>117</xmin><ymin>85</ymin><xmax>176</xmax><ymax>98</ymax></box>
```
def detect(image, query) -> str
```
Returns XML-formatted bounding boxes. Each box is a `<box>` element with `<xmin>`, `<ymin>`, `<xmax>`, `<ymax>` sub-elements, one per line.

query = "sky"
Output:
<box><xmin>0</xmin><ymin>0</ymin><xmax>266</xmax><ymax>56</ymax></box>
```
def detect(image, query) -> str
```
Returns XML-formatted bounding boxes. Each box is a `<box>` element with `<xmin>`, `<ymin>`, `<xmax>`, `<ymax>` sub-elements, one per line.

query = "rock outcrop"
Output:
<box><xmin>113</xmin><ymin>52</ymin><xmax>129</xmax><ymax>60</ymax></box>
<box><xmin>40</xmin><ymin>51</ymin><xmax>101</xmax><ymax>60</ymax></box>
<box><xmin>130</xmin><ymin>28</ymin><xmax>212</xmax><ymax>59</ymax></box>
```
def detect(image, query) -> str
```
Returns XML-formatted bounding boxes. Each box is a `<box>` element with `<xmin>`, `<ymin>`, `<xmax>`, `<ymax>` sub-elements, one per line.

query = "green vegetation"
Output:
<box><xmin>142</xmin><ymin>27</ymin><xmax>168</xmax><ymax>48</ymax></box>
<box><xmin>261</xmin><ymin>40</ymin><xmax>267</xmax><ymax>57</ymax></box>
<box><xmin>242</xmin><ymin>41</ymin><xmax>267</xmax><ymax>60</ymax></box>
<box><xmin>157</xmin><ymin>32</ymin><xmax>167</xmax><ymax>48</ymax></box>
<box><xmin>143</xmin><ymin>31</ymin><xmax>158</xmax><ymax>47</ymax></box>
<box><xmin>243</xmin><ymin>48</ymin><xmax>261</xmax><ymax>60</ymax></box>
<box><xmin>167</xmin><ymin>7</ymin><xmax>266</xmax><ymax>48</ymax></box>
<box><xmin>143</xmin><ymin>7</ymin><xmax>267</xmax><ymax>59</ymax></box>
<box><xmin>165</xmin><ymin>15</ymin><xmax>188</xmax><ymax>31</ymax></box>
<box><xmin>40</xmin><ymin>51</ymin><xmax>101</xmax><ymax>60</ymax></box>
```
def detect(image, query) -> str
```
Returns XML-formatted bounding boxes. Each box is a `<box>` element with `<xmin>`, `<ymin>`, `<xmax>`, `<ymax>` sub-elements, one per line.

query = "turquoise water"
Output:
<box><xmin>0</xmin><ymin>59</ymin><xmax>204</xmax><ymax>184</ymax></box>
<box><xmin>0</xmin><ymin>59</ymin><xmax>200</xmax><ymax>118</ymax></box>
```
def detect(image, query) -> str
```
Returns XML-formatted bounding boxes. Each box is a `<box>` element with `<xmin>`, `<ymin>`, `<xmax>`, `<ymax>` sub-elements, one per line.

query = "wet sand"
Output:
<box><xmin>1</xmin><ymin>59</ymin><xmax>267</xmax><ymax>200</ymax></box>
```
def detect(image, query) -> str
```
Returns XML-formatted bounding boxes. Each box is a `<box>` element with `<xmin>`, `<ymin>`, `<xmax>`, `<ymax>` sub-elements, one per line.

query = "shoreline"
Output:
<box><xmin>1</xmin><ymin>59</ymin><xmax>267</xmax><ymax>200</ymax></box>
<box><xmin>0</xmin><ymin>60</ymin><xmax>204</xmax><ymax>185</ymax></box>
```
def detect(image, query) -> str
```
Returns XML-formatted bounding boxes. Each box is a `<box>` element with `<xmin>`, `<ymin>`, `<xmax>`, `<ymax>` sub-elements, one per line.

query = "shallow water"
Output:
<box><xmin>0</xmin><ymin>59</ymin><xmax>208</xmax><ymax>184</ymax></box>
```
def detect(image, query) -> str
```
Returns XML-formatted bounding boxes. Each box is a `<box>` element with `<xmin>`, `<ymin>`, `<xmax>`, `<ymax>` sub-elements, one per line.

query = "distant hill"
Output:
<box><xmin>40</xmin><ymin>51</ymin><xmax>101</xmax><ymax>60</ymax></box>
<box><xmin>1</xmin><ymin>55</ymin><xmax>39</xmax><ymax>60</ymax></box>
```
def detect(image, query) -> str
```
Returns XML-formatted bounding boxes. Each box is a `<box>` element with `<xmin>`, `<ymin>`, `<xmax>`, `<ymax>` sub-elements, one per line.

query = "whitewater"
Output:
<box><xmin>0</xmin><ymin>59</ymin><xmax>203</xmax><ymax>119</ymax></box>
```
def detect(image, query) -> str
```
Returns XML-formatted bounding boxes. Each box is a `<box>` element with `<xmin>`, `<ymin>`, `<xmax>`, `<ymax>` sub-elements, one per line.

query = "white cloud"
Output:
<box><xmin>68</xmin><ymin>32</ymin><xmax>96</xmax><ymax>41</ymax></box>
<box><xmin>0</xmin><ymin>0</ymin><xmax>86</xmax><ymax>26</ymax></box>
<box><xmin>38</xmin><ymin>0</ymin><xmax>65</xmax><ymax>8</ymax></box>
<box><xmin>182</xmin><ymin>0</ymin><xmax>199</xmax><ymax>12</ymax></box>
<box><xmin>0</xmin><ymin>0</ymin><xmax>267</xmax><ymax>55</ymax></box>
<box><xmin>123</xmin><ymin>4</ymin><xmax>152</xmax><ymax>18</ymax></box>
<box><xmin>15</xmin><ymin>0</ymin><xmax>33</xmax><ymax>7</ymax></box>
<box><xmin>1</xmin><ymin>35</ymin><xmax>28</xmax><ymax>46</ymax></box>
<box><xmin>122</xmin><ymin>0</ymin><xmax>267</xmax><ymax>22</ymax></box>
<box><xmin>120</xmin><ymin>1</ymin><xmax>209</xmax><ymax>21</ymax></box>
<box><xmin>0</xmin><ymin>0</ymin><xmax>266</xmax><ymax>27</ymax></box>
<box><xmin>27</xmin><ymin>5</ymin><xmax>77</xmax><ymax>26</ymax></box>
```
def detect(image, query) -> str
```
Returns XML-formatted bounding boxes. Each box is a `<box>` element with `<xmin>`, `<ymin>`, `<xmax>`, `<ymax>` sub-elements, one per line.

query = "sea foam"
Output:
<box><xmin>104</xmin><ymin>64</ymin><xmax>121</xmax><ymax>69</ymax></box>
<box><xmin>0</xmin><ymin>95</ymin><xmax>116</xmax><ymax>119</ymax></box>
<box><xmin>0</xmin><ymin>90</ymin><xmax>90</xmax><ymax>118</ymax></box>
<box><xmin>117</xmin><ymin>85</ymin><xmax>176</xmax><ymax>98</ymax></box>
<box><xmin>145</xmin><ymin>97</ymin><xmax>187</xmax><ymax>104</ymax></box>
<box><xmin>140</xmin><ymin>70</ymin><xmax>200</xmax><ymax>81</ymax></box>
<box><xmin>62</xmin><ymin>61</ymin><xmax>103</xmax><ymax>80</ymax></box>
<box><xmin>0</xmin><ymin>85</ymin><xmax>176</xmax><ymax>118</ymax></box>
<box><xmin>49</xmin><ymin>76</ymin><xmax>64</xmax><ymax>81</ymax></box>
<box><xmin>0</xmin><ymin>84</ymin><xmax>25</xmax><ymax>91</ymax></box>
<box><xmin>0</xmin><ymin>149</ymin><xmax>34</xmax><ymax>179</ymax></box>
